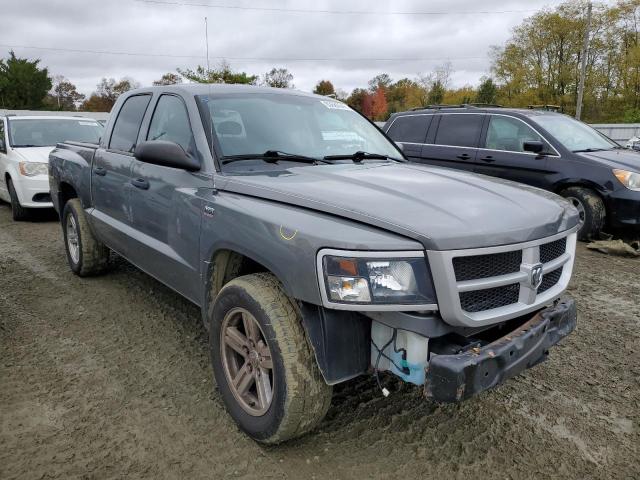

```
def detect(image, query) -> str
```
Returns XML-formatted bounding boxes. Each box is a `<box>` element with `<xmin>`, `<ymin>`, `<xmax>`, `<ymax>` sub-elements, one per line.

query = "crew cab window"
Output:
<box><xmin>147</xmin><ymin>95</ymin><xmax>194</xmax><ymax>153</ymax></box>
<box><xmin>485</xmin><ymin>115</ymin><xmax>546</xmax><ymax>153</ymax></box>
<box><xmin>109</xmin><ymin>94</ymin><xmax>151</xmax><ymax>153</ymax></box>
<box><xmin>434</xmin><ymin>114</ymin><xmax>483</xmax><ymax>148</ymax></box>
<box><xmin>386</xmin><ymin>115</ymin><xmax>431</xmax><ymax>144</ymax></box>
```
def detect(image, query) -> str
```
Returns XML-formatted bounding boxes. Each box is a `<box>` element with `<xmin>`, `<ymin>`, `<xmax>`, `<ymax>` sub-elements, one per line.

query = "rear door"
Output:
<box><xmin>474</xmin><ymin>114</ymin><xmax>557</xmax><ymax>188</ymax></box>
<box><xmin>128</xmin><ymin>93</ymin><xmax>207</xmax><ymax>302</ymax></box>
<box><xmin>419</xmin><ymin>113</ymin><xmax>484</xmax><ymax>172</ymax></box>
<box><xmin>384</xmin><ymin>114</ymin><xmax>432</xmax><ymax>160</ymax></box>
<box><xmin>90</xmin><ymin>93</ymin><xmax>152</xmax><ymax>256</ymax></box>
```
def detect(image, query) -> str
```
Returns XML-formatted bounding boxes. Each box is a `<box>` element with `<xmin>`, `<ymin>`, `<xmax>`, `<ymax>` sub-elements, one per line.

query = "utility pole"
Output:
<box><xmin>576</xmin><ymin>1</ymin><xmax>592</xmax><ymax>120</ymax></box>
<box><xmin>204</xmin><ymin>17</ymin><xmax>211</xmax><ymax>73</ymax></box>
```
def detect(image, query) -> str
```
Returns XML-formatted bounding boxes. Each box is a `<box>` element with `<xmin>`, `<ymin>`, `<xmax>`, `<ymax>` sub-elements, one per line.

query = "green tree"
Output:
<box><xmin>153</xmin><ymin>72</ymin><xmax>182</xmax><ymax>86</ymax></box>
<box><xmin>0</xmin><ymin>51</ymin><xmax>52</xmax><ymax>109</ymax></box>
<box><xmin>427</xmin><ymin>80</ymin><xmax>445</xmax><ymax>105</ymax></box>
<box><xmin>476</xmin><ymin>77</ymin><xmax>498</xmax><ymax>104</ymax></box>
<box><xmin>313</xmin><ymin>79</ymin><xmax>335</xmax><ymax>96</ymax></box>
<box><xmin>368</xmin><ymin>73</ymin><xmax>393</xmax><ymax>91</ymax></box>
<box><xmin>178</xmin><ymin>61</ymin><xmax>258</xmax><ymax>85</ymax></box>
<box><xmin>263</xmin><ymin>68</ymin><xmax>294</xmax><ymax>88</ymax></box>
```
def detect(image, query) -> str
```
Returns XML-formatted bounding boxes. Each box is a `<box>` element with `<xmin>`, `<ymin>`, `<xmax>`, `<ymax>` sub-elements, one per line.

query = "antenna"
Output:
<box><xmin>204</xmin><ymin>16</ymin><xmax>211</xmax><ymax>72</ymax></box>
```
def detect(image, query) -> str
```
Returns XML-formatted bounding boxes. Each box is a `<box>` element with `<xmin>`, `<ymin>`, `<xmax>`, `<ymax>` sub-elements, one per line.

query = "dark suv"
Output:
<box><xmin>383</xmin><ymin>106</ymin><xmax>640</xmax><ymax>240</ymax></box>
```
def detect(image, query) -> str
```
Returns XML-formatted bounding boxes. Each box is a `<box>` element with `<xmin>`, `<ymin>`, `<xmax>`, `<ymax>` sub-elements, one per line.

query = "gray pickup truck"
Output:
<box><xmin>49</xmin><ymin>84</ymin><xmax>579</xmax><ymax>443</ymax></box>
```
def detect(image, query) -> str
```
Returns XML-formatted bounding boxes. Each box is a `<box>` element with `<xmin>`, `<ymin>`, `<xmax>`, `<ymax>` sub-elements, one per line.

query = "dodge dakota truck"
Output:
<box><xmin>49</xmin><ymin>84</ymin><xmax>579</xmax><ymax>444</ymax></box>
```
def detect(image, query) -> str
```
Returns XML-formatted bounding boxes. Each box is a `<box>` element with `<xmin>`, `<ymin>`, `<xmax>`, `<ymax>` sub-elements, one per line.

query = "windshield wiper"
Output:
<box><xmin>221</xmin><ymin>150</ymin><xmax>330</xmax><ymax>165</ymax></box>
<box><xmin>572</xmin><ymin>147</ymin><xmax>608</xmax><ymax>153</ymax></box>
<box><xmin>323</xmin><ymin>151</ymin><xmax>405</xmax><ymax>163</ymax></box>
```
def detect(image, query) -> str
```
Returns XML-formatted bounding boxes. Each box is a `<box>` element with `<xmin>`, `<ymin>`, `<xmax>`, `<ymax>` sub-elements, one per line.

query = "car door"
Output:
<box><xmin>90</xmin><ymin>93</ymin><xmax>152</xmax><ymax>256</ymax></box>
<box><xmin>128</xmin><ymin>93</ymin><xmax>207</xmax><ymax>303</ymax></box>
<box><xmin>384</xmin><ymin>114</ymin><xmax>432</xmax><ymax>160</ymax></box>
<box><xmin>419</xmin><ymin>113</ymin><xmax>484</xmax><ymax>172</ymax></box>
<box><xmin>0</xmin><ymin>119</ymin><xmax>9</xmax><ymax>201</ymax></box>
<box><xmin>474</xmin><ymin>114</ymin><xmax>558</xmax><ymax>188</ymax></box>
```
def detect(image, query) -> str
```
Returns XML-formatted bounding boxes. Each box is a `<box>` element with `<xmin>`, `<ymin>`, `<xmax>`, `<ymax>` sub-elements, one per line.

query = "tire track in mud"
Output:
<box><xmin>1</xmin><ymin>204</ymin><xmax>639</xmax><ymax>480</ymax></box>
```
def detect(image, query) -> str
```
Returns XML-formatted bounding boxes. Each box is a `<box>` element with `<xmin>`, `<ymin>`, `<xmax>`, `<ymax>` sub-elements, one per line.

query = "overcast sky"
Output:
<box><xmin>1</xmin><ymin>0</ymin><xmax>610</xmax><ymax>96</ymax></box>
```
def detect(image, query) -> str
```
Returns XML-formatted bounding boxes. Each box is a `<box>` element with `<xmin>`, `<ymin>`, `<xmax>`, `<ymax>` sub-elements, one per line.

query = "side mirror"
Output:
<box><xmin>0</xmin><ymin>138</ymin><xmax>6</xmax><ymax>152</ymax></box>
<box><xmin>134</xmin><ymin>140</ymin><xmax>200</xmax><ymax>171</ymax></box>
<box><xmin>523</xmin><ymin>140</ymin><xmax>545</xmax><ymax>154</ymax></box>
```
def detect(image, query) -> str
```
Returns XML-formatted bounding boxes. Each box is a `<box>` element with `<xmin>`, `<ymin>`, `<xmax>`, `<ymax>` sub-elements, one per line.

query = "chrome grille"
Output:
<box><xmin>453</xmin><ymin>250</ymin><xmax>522</xmax><ymax>281</ymax></box>
<box><xmin>460</xmin><ymin>283</ymin><xmax>520</xmax><ymax>312</ymax></box>
<box><xmin>538</xmin><ymin>267</ymin><xmax>563</xmax><ymax>293</ymax></box>
<box><xmin>427</xmin><ymin>230</ymin><xmax>577</xmax><ymax>327</ymax></box>
<box><xmin>540</xmin><ymin>237</ymin><xmax>567</xmax><ymax>263</ymax></box>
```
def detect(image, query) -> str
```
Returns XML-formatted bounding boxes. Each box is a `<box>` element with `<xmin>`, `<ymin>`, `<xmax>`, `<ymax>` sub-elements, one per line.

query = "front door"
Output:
<box><xmin>384</xmin><ymin>114</ymin><xmax>432</xmax><ymax>160</ymax></box>
<box><xmin>90</xmin><ymin>94</ymin><xmax>152</xmax><ymax>256</ymax></box>
<box><xmin>419</xmin><ymin>113</ymin><xmax>485</xmax><ymax>172</ymax></box>
<box><xmin>128</xmin><ymin>93</ymin><xmax>206</xmax><ymax>302</ymax></box>
<box><xmin>474</xmin><ymin>114</ymin><xmax>557</xmax><ymax>189</ymax></box>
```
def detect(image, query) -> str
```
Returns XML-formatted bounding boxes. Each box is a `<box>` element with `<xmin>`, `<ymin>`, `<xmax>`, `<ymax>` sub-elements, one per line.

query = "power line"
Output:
<box><xmin>134</xmin><ymin>0</ymin><xmax>541</xmax><ymax>16</ymax></box>
<box><xmin>0</xmin><ymin>44</ymin><xmax>485</xmax><ymax>62</ymax></box>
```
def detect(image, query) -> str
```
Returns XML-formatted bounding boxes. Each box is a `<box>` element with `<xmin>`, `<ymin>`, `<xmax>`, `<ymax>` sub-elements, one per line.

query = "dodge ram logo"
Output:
<box><xmin>530</xmin><ymin>263</ymin><xmax>544</xmax><ymax>289</ymax></box>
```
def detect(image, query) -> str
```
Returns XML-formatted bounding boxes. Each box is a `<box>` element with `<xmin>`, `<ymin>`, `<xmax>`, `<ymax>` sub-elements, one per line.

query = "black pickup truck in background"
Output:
<box><xmin>384</xmin><ymin>106</ymin><xmax>640</xmax><ymax>240</ymax></box>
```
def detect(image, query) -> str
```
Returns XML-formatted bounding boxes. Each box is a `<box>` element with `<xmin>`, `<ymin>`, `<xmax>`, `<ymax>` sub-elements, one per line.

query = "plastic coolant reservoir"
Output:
<box><xmin>371</xmin><ymin>321</ymin><xmax>429</xmax><ymax>386</ymax></box>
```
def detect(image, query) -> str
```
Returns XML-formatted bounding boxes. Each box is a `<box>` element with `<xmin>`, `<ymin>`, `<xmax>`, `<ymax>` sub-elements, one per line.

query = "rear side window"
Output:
<box><xmin>109</xmin><ymin>94</ymin><xmax>151</xmax><ymax>153</ymax></box>
<box><xmin>386</xmin><ymin>115</ymin><xmax>431</xmax><ymax>144</ymax></box>
<box><xmin>147</xmin><ymin>95</ymin><xmax>194</xmax><ymax>153</ymax></box>
<box><xmin>485</xmin><ymin>115</ymin><xmax>546</xmax><ymax>153</ymax></box>
<box><xmin>434</xmin><ymin>114</ymin><xmax>484</xmax><ymax>148</ymax></box>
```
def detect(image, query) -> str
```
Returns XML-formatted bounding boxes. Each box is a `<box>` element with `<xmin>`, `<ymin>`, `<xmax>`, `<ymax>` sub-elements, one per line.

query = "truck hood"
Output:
<box><xmin>576</xmin><ymin>148</ymin><xmax>640</xmax><ymax>172</ymax></box>
<box><xmin>218</xmin><ymin>162</ymin><xmax>579</xmax><ymax>250</ymax></box>
<box><xmin>13</xmin><ymin>146</ymin><xmax>55</xmax><ymax>163</ymax></box>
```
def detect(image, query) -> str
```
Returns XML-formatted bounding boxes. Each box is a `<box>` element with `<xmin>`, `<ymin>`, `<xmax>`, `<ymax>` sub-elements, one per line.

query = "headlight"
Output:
<box><xmin>613</xmin><ymin>169</ymin><xmax>640</xmax><ymax>191</ymax></box>
<box><xmin>19</xmin><ymin>162</ymin><xmax>48</xmax><ymax>177</ymax></box>
<box><xmin>319</xmin><ymin>250</ymin><xmax>437</xmax><ymax>309</ymax></box>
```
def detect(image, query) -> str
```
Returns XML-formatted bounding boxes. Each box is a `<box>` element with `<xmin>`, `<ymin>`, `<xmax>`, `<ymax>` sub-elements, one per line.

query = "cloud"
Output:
<box><xmin>0</xmin><ymin>0</ymin><xmax>594</xmax><ymax>96</ymax></box>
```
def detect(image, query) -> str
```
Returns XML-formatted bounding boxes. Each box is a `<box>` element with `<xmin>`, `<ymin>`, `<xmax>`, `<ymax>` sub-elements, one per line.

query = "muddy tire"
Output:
<box><xmin>7</xmin><ymin>178</ymin><xmax>29</xmax><ymax>221</ymax></box>
<box><xmin>62</xmin><ymin>198</ymin><xmax>110</xmax><ymax>276</ymax></box>
<box><xmin>561</xmin><ymin>187</ymin><xmax>606</xmax><ymax>241</ymax></box>
<box><xmin>210</xmin><ymin>273</ymin><xmax>332</xmax><ymax>444</ymax></box>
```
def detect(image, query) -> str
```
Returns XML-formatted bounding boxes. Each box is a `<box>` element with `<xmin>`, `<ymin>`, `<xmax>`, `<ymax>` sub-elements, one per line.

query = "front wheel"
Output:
<box><xmin>7</xmin><ymin>178</ymin><xmax>29</xmax><ymax>221</ymax></box>
<box><xmin>560</xmin><ymin>187</ymin><xmax>605</xmax><ymax>241</ymax></box>
<box><xmin>210</xmin><ymin>273</ymin><xmax>332</xmax><ymax>444</ymax></box>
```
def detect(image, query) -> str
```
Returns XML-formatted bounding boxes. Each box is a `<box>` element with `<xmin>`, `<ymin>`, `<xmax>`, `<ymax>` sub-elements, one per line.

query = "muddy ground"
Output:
<box><xmin>0</xmin><ymin>203</ymin><xmax>638</xmax><ymax>480</ymax></box>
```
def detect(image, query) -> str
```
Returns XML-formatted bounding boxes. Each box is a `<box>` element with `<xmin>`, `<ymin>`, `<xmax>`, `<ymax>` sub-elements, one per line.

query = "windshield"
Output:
<box><xmin>196</xmin><ymin>93</ymin><xmax>401</xmax><ymax>169</ymax></box>
<box><xmin>8</xmin><ymin>118</ymin><xmax>103</xmax><ymax>148</ymax></box>
<box><xmin>529</xmin><ymin>114</ymin><xmax>618</xmax><ymax>152</ymax></box>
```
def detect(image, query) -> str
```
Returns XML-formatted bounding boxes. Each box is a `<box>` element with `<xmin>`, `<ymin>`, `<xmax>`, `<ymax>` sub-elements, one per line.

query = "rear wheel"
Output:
<box><xmin>561</xmin><ymin>186</ymin><xmax>605</xmax><ymax>241</ymax></box>
<box><xmin>7</xmin><ymin>178</ymin><xmax>29</xmax><ymax>221</ymax></box>
<box><xmin>210</xmin><ymin>273</ymin><xmax>332</xmax><ymax>444</ymax></box>
<box><xmin>62</xmin><ymin>198</ymin><xmax>110</xmax><ymax>276</ymax></box>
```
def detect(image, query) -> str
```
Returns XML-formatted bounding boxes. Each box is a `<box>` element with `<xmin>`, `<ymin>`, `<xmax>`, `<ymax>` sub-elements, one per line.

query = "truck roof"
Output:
<box><xmin>126</xmin><ymin>83</ymin><xmax>324</xmax><ymax>99</ymax></box>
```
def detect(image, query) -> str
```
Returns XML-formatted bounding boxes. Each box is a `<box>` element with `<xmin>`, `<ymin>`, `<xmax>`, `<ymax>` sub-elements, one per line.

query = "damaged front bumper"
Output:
<box><xmin>424</xmin><ymin>296</ymin><xmax>577</xmax><ymax>403</ymax></box>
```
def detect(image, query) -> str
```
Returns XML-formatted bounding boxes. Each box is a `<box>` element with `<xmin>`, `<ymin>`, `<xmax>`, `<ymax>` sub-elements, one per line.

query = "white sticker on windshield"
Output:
<box><xmin>79</xmin><ymin>121</ymin><xmax>98</xmax><ymax>126</ymax></box>
<box><xmin>320</xmin><ymin>100</ymin><xmax>351</xmax><ymax>111</ymax></box>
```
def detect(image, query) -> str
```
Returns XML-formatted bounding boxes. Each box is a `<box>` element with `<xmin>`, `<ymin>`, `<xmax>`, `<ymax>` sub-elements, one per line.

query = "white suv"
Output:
<box><xmin>0</xmin><ymin>115</ymin><xmax>103</xmax><ymax>220</ymax></box>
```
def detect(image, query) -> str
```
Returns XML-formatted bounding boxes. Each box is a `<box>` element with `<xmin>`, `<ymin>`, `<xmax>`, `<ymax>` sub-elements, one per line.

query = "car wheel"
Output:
<box><xmin>561</xmin><ymin>187</ymin><xmax>605</xmax><ymax>241</ymax></box>
<box><xmin>7</xmin><ymin>178</ymin><xmax>29</xmax><ymax>221</ymax></box>
<box><xmin>62</xmin><ymin>198</ymin><xmax>110</xmax><ymax>276</ymax></box>
<box><xmin>210</xmin><ymin>273</ymin><xmax>332</xmax><ymax>444</ymax></box>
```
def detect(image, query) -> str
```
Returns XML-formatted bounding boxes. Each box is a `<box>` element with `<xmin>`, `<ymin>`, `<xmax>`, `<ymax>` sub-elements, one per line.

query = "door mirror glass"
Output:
<box><xmin>134</xmin><ymin>140</ymin><xmax>200</xmax><ymax>171</ymax></box>
<box><xmin>523</xmin><ymin>140</ymin><xmax>545</xmax><ymax>154</ymax></box>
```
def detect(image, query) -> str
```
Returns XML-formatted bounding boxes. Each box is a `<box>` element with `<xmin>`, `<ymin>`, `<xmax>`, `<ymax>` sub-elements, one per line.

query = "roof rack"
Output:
<box><xmin>410</xmin><ymin>103</ymin><xmax>503</xmax><ymax>111</ymax></box>
<box><xmin>527</xmin><ymin>104</ymin><xmax>562</xmax><ymax>112</ymax></box>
